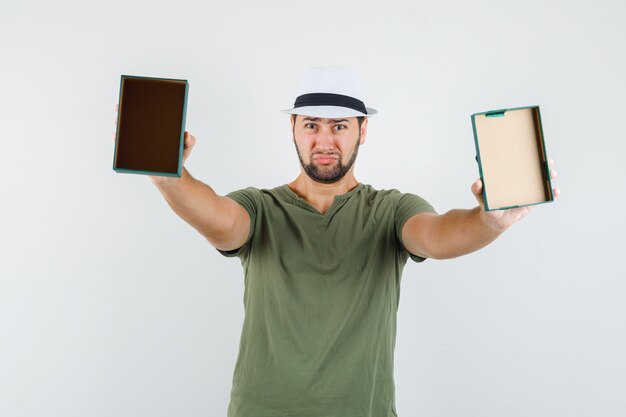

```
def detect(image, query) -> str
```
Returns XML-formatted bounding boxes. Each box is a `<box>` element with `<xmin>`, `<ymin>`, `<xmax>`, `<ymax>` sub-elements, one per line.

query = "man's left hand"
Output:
<box><xmin>471</xmin><ymin>158</ymin><xmax>560</xmax><ymax>232</ymax></box>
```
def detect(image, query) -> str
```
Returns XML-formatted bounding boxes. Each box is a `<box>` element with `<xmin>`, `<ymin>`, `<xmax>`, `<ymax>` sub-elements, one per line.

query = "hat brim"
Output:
<box><xmin>281</xmin><ymin>105</ymin><xmax>377</xmax><ymax>118</ymax></box>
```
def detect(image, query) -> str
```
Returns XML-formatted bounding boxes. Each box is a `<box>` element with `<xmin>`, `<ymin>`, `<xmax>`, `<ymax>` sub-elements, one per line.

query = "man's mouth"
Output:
<box><xmin>312</xmin><ymin>154</ymin><xmax>339</xmax><ymax>164</ymax></box>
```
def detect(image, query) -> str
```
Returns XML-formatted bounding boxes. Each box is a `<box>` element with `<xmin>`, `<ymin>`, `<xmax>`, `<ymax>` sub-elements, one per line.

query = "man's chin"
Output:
<box><xmin>310</xmin><ymin>175</ymin><xmax>342</xmax><ymax>184</ymax></box>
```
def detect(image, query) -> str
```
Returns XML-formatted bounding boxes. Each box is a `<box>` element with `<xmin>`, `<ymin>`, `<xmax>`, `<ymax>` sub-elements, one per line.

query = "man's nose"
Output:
<box><xmin>314</xmin><ymin>127</ymin><xmax>335</xmax><ymax>149</ymax></box>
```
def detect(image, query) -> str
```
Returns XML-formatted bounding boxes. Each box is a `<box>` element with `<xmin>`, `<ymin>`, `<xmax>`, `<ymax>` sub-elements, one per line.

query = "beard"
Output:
<box><xmin>294</xmin><ymin>135</ymin><xmax>361</xmax><ymax>184</ymax></box>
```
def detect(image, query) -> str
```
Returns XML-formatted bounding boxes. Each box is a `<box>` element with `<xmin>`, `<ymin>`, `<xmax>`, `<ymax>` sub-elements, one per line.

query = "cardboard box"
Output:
<box><xmin>113</xmin><ymin>75</ymin><xmax>189</xmax><ymax>177</ymax></box>
<box><xmin>471</xmin><ymin>106</ymin><xmax>554</xmax><ymax>211</ymax></box>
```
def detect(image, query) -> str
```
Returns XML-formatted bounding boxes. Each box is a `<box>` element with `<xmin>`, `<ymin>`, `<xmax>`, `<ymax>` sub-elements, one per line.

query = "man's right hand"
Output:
<box><xmin>113</xmin><ymin>103</ymin><xmax>197</xmax><ymax>185</ymax></box>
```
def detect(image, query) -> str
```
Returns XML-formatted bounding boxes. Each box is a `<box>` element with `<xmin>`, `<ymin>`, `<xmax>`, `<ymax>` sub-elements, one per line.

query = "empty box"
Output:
<box><xmin>113</xmin><ymin>75</ymin><xmax>189</xmax><ymax>177</ymax></box>
<box><xmin>471</xmin><ymin>106</ymin><xmax>554</xmax><ymax>211</ymax></box>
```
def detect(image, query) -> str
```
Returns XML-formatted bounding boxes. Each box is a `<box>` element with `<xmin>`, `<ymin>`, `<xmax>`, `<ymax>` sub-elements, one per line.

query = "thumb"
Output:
<box><xmin>471</xmin><ymin>178</ymin><xmax>485</xmax><ymax>209</ymax></box>
<box><xmin>182</xmin><ymin>131</ymin><xmax>196</xmax><ymax>164</ymax></box>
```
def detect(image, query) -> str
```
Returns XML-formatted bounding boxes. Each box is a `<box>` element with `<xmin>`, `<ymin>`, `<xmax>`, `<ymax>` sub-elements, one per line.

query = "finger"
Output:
<box><xmin>182</xmin><ymin>132</ymin><xmax>196</xmax><ymax>165</ymax></box>
<box><xmin>548</xmin><ymin>158</ymin><xmax>554</xmax><ymax>166</ymax></box>
<box><xmin>114</xmin><ymin>103</ymin><xmax>118</xmax><ymax>112</ymax></box>
<box><xmin>553</xmin><ymin>188</ymin><xmax>560</xmax><ymax>198</ymax></box>
<box><xmin>551</xmin><ymin>168</ymin><xmax>557</xmax><ymax>179</ymax></box>
<box><xmin>184</xmin><ymin>131</ymin><xmax>196</xmax><ymax>148</ymax></box>
<box><xmin>471</xmin><ymin>178</ymin><xmax>482</xmax><ymax>196</ymax></box>
<box><xmin>471</xmin><ymin>179</ymin><xmax>485</xmax><ymax>209</ymax></box>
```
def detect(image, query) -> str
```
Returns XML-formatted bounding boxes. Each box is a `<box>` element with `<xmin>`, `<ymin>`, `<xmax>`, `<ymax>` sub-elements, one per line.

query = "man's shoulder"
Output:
<box><xmin>226</xmin><ymin>184</ymin><xmax>285</xmax><ymax>195</ymax></box>
<box><xmin>225</xmin><ymin>184</ymin><xmax>293</xmax><ymax>206</ymax></box>
<box><xmin>359</xmin><ymin>184</ymin><xmax>435</xmax><ymax>212</ymax></box>
<box><xmin>359</xmin><ymin>183</ymin><xmax>407</xmax><ymax>200</ymax></box>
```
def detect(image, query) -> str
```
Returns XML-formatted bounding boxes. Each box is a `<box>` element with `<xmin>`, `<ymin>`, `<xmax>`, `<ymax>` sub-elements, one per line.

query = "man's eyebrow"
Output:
<box><xmin>301</xmin><ymin>117</ymin><xmax>351</xmax><ymax>123</ymax></box>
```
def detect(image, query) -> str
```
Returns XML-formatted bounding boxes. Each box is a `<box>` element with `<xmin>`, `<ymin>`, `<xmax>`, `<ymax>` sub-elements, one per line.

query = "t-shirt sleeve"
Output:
<box><xmin>215</xmin><ymin>187</ymin><xmax>259</xmax><ymax>258</ymax></box>
<box><xmin>395</xmin><ymin>192</ymin><xmax>438</xmax><ymax>263</ymax></box>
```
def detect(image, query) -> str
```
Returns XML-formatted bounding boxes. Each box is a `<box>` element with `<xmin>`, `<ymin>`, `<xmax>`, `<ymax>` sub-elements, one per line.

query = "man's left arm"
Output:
<box><xmin>403</xmin><ymin>160</ymin><xmax>559</xmax><ymax>260</ymax></box>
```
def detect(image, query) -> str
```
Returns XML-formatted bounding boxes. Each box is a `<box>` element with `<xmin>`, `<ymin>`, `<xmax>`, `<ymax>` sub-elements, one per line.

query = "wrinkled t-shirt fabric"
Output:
<box><xmin>217</xmin><ymin>183</ymin><xmax>437</xmax><ymax>417</ymax></box>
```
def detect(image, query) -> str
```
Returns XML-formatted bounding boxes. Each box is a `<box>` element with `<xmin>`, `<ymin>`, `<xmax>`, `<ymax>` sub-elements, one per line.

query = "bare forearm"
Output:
<box><xmin>151</xmin><ymin>167</ymin><xmax>241</xmax><ymax>242</ymax></box>
<box><xmin>403</xmin><ymin>175</ymin><xmax>553</xmax><ymax>261</ymax></box>
<box><xmin>429</xmin><ymin>207</ymin><xmax>505</xmax><ymax>259</ymax></box>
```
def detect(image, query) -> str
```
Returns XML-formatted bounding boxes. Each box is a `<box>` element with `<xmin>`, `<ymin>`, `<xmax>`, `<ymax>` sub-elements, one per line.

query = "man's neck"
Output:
<box><xmin>287</xmin><ymin>172</ymin><xmax>359</xmax><ymax>214</ymax></box>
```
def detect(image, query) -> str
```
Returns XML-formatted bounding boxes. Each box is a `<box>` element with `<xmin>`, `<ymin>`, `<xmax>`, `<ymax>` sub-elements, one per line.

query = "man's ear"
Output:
<box><xmin>359</xmin><ymin>117</ymin><xmax>368</xmax><ymax>145</ymax></box>
<box><xmin>290</xmin><ymin>114</ymin><xmax>296</xmax><ymax>141</ymax></box>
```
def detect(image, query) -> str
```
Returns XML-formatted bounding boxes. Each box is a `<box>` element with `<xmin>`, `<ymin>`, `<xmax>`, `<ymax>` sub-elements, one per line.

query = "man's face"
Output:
<box><xmin>291</xmin><ymin>115</ymin><xmax>367</xmax><ymax>184</ymax></box>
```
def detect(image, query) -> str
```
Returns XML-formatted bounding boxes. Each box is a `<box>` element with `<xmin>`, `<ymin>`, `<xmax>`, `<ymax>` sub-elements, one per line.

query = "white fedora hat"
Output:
<box><xmin>282</xmin><ymin>66</ymin><xmax>378</xmax><ymax>118</ymax></box>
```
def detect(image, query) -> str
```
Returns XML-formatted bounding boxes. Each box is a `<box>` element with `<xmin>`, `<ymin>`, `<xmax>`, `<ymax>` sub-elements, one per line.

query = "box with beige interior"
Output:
<box><xmin>471</xmin><ymin>106</ymin><xmax>554</xmax><ymax>211</ymax></box>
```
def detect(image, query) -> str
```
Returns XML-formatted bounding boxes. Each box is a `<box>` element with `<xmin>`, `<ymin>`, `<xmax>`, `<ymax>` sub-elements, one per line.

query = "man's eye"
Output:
<box><xmin>305</xmin><ymin>123</ymin><xmax>316</xmax><ymax>129</ymax></box>
<box><xmin>334</xmin><ymin>125</ymin><xmax>346</xmax><ymax>130</ymax></box>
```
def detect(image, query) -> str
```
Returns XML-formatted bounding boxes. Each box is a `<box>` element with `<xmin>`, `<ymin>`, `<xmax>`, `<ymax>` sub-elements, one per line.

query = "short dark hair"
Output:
<box><xmin>291</xmin><ymin>114</ymin><xmax>365</xmax><ymax>129</ymax></box>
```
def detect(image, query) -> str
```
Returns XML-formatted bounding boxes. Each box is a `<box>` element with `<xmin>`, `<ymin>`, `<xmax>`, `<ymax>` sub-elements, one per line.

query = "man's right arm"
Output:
<box><xmin>151</xmin><ymin>167</ymin><xmax>250</xmax><ymax>252</ymax></box>
<box><xmin>113</xmin><ymin>104</ymin><xmax>248</xmax><ymax>251</ymax></box>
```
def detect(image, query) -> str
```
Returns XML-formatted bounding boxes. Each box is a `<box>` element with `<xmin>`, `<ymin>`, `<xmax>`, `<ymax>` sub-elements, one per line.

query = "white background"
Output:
<box><xmin>1</xmin><ymin>0</ymin><xmax>625</xmax><ymax>416</ymax></box>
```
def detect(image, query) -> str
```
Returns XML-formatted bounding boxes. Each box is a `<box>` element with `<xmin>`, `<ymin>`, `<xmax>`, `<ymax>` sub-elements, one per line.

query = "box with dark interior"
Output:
<box><xmin>113</xmin><ymin>75</ymin><xmax>188</xmax><ymax>177</ymax></box>
<box><xmin>471</xmin><ymin>106</ymin><xmax>554</xmax><ymax>211</ymax></box>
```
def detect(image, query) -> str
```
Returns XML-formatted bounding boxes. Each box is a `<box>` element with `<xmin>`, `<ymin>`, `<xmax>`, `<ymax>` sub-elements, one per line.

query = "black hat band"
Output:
<box><xmin>293</xmin><ymin>93</ymin><xmax>367</xmax><ymax>114</ymax></box>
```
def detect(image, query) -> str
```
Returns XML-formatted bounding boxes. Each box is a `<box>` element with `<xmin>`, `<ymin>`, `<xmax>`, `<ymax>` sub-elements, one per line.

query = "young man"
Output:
<box><xmin>116</xmin><ymin>67</ymin><xmax>558</xmax><ymax>416</ymax></box>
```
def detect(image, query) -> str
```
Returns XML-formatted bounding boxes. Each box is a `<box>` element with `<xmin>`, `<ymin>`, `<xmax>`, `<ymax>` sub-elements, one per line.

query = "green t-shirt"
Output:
<box><xmin>218</xmin><ymin>183</ymin><xmax>437</xmax><ymax>417</ymax></box>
